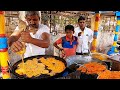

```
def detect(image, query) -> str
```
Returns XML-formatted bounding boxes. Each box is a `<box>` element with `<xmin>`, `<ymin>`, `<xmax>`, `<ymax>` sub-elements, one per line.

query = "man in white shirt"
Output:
<box><xmin>74</xmin><ymin>16</ymin><xmax>93</xmax><ymax>55</ymax></box>
<box><xmin>8</xmin><ymin>11</ymin><xmax>50</xmax><ymax>58</ymax></box>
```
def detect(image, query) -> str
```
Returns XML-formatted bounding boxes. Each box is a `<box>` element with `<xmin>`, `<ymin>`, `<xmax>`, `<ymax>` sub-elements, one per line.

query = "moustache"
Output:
<box><xmin>29</xmin><ymin>24</ymin><xmax>38</xmax><ymax>28</ymax></box>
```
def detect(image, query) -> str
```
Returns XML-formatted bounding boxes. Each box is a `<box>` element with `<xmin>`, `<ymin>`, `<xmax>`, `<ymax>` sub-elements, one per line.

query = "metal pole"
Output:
<box><xmin>0</xmin><ymin>11</ymin><xmax>10</xmax><ymax>79</ymax></box>
<box><xmin>91</xmin><ymin>11</ymin><xmax>100</xmax><ymax>53</ymax></box>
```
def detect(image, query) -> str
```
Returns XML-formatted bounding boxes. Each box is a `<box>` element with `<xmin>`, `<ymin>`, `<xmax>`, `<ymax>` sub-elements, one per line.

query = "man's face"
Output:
<box><xmin>25</xmin><ymin>15</ymin><xmax>40</xmax><ymax>29</ymax></box>
<box><xmin>78</xmin><ymin>20</ymin><xmax>86</xmax><ymax>29</ymax></box>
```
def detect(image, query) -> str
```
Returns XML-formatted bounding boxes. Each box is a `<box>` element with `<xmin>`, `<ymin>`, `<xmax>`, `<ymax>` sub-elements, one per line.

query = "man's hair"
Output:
<box><xmin>25</xmin><ymin>11</ymin><xmax>40</xmax><ymax>19</ymax></box>
<box><xmin>65</xmin><ymin>25</ymin><xmax>74</xmax><ymax>32</ymax></box>
<box><xmin>78</xmin><ymin>16</ymin><xmax>85</xmax><ymax>22</ymax></box>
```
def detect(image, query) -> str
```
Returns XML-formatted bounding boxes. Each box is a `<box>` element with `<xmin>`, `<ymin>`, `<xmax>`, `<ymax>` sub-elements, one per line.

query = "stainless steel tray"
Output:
<box><xmin>66</xmin><ymin>55</ymin><xmax>103</xmax><ymax>67</ymax></box>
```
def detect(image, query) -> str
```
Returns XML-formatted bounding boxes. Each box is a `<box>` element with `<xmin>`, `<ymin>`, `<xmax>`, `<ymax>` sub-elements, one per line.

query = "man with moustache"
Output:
<box><xmin>8</xmin><ymin>11</ymin><xmax>50</xmax><ymax>58</ymax></box>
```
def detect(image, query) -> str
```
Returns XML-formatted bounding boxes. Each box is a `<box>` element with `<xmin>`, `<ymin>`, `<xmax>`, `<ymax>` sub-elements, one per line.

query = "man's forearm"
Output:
<box><xmin>53</xmin><ymin>43</ymin><xmax>63</xmax><ymax>51</ymax></box>
<box><xmin>29</xmin><ymin>38</ymin><xmax>50</xmax><ymax>48</ymax></box>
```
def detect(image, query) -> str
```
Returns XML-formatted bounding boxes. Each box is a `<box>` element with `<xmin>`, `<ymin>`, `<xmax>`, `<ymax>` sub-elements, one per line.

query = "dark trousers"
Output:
<box><xmin>76</xmin><ymin>52</ymin><xmax>83</xmax><ymax>55</ymax></box>
<box><xmin>76</xmin><ymin>52</ymin><xmax>89</xmax><ymax>55</ymax></box>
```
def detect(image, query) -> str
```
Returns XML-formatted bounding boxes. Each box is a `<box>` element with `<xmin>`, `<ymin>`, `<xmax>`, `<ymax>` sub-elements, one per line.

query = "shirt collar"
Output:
<box><xmin>66</xmin><ymin>36</ymin><xmax>75</xmax><ymax>41</ymax></box>
<box><xmin>79</xmin><ymin>27</ymin><xmax>87</xmax><ymax>32</ymax></box>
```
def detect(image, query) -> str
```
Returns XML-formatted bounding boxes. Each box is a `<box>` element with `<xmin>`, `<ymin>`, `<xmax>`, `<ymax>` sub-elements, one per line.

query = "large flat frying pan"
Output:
<box><xmin>109</xmin><ymin>58</ymin><xmax>120</xmax><ymax>71</ymax></box>
<box><xmin>66</xmin><ymin>55</ymin><xmax>109</xmax><ymax>71</ymax></box>
<box><xmin>11</xmin><ymin>55</ymin><xmax>67</xmax><ymax>79</ymax></box>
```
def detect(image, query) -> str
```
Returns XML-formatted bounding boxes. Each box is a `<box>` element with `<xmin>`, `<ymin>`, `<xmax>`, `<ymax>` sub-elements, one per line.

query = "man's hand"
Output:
<box><xmin>10</xmin><ymin>41</ymin><xmax>24</xmax><ymax>53</ymax></box>
<box><xmin>21</xmin><ymin>31</ymin><xmax>33</xmax><ymax>43</ymax></box>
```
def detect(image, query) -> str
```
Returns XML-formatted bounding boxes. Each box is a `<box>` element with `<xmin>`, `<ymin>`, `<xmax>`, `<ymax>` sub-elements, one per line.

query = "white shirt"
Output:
<box><xmin>74</xmin><ymin>27</ymin><xmax>93</xmax><ymax>53</ymax></box>
<box><xmin>15</xmin><ymin>24</ymin><xmax>50</xmax><ymax>58</ymax></box>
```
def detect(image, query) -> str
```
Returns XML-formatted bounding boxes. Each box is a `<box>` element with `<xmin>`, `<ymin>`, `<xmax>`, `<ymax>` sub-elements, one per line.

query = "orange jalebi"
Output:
<box><xmin>98</xmin><ymin>70</ymin><xmax>120</xmax><ymax>79</ymax></box>
<box><xmin>77</xmin><ymin>62</ymin><xmax>107</xmax><ymax>74</ymax></box>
